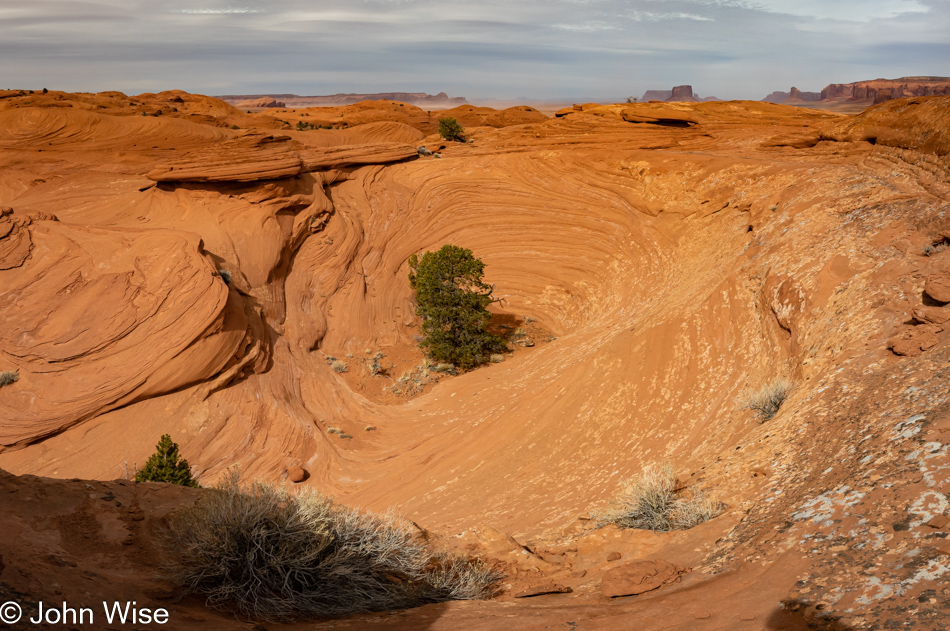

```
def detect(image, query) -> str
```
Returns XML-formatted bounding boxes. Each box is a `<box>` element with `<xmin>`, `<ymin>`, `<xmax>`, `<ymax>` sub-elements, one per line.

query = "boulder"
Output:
<box><xmin>286</xmin><ymin>466</ymin><xmax>307</xmax><ymax>483</ymax></box>
<box><xmin>925</xmin><ymin>273</ymin><xmax>950</xmax><ymax>303</ymax></box>
<box><xmin>913</xmin><ymin>305</ymin><xmax>950</xmax><ymax>325</ymax></box>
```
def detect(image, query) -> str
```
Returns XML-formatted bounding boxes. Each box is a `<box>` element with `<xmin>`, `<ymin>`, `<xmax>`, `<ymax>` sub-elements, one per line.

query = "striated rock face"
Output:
<box><xmin>145</xmin><ymin>133</ymin><xmax>418</xmax><ymax>183</ymax></box>
<box><xmin>821</xmin><ymin>76</ymin><xmax>950</xmax><ymax>104</ymax></box>
<box><xmin>0</xmin><ymin>211</ymin><xmax>242</xmax><ymax>448</ymax></box>
<box><xmin>2</xmin><ymin>91</ymin><xmax>950</xmax><ymax>630</ymax></box>
<box><xmin>826</xmin><ymin>95</ymin><xmax>950</xmax><ymax>155</ymax></box>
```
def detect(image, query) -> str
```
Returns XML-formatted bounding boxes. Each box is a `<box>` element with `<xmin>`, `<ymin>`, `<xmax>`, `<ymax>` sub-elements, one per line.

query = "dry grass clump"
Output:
<box><xmin>366</xmin><ymin>350</ymin><xmax>388</xmax><ymax>377</ymax></box>
<box><xmin>742</xmin><ymin>377</ymin><xmax>793</xmax><ymax>421</ymax></box>
<box><xmin>387</xmin><ymin>360</ymin><xmax>455</xmax><ymax>396</ymax></box>
<box><xmin>164</xmin><ymin>471</ymin><xmax>501</xmax><ymax>622</ymax></box>
<box><xmin>595</xmin><ymin>464</ymin><xmax>723</xmax><ymax>532</ymax></box>
<box><xmin>0</xmin><ymin>371</ymin><xmax>18</xmax><ymax>387</ymax></box>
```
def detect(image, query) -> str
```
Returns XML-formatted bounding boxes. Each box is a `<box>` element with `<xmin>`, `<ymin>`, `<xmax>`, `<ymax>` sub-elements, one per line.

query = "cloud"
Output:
<box><xmin>177</xmin><ymin>8</ymin><xmax>265</xmax><ymax>15</ymax></box>
<box><xmin>696</xmin><ymin>0</ymin><xmax>929</xmax><ymax>21</ymax></box>
<box><xmin>627</xmin><ymin>11</ymin><xmax>715</xmax><ymax>22</ymax></box>
<box><xmin>0</xmin><ymin>0</ymin><xmax>944</xmax><ymax>100</ymax></box>
<box><xmin>552</xmin><ymin>22</ymin><xmax>622</xmax><ymax>32</ymax></box>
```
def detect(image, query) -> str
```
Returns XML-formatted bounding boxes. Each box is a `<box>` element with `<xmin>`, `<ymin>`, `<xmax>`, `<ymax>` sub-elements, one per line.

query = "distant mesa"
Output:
<box><xmin>220</xmin><ymin>91</ymin><xmax>468</xmax><ymax>108</ymax></box>
<box><xmin>640</xmin><ymin>86</ymin><xmax>720</xmax><ymax>103</ymax></box>
<box><xmin>641</xmin><ymin>89</ymin><xmax>672</xmax><ymax>102</ymax></box>
<box><xmin>237</xmin><ymin>97</ymin><xmax>286</xmax><ymax>109</ymax></box>
<box><xmin>763</xmin><ymin>76</ymin><xmax>950</xmax><ymax>105</ymax></box>
<box><xmin>763</xmin><ymin>87</ymin><xmax>821</xmax><ymax>103</ymax></box>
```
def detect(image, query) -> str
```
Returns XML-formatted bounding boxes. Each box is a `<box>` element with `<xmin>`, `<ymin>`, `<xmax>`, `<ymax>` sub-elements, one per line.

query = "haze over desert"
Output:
<box><xmin>2</xmin><ymin>1</ymin><xmax>950</xmax><ymax>630</ymax></box>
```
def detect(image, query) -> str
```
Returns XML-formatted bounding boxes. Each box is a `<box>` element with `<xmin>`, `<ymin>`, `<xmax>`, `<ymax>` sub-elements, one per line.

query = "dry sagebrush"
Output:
<box><xmin>742</xmin><ymin>377</ymin><xmax>793</xmax><ymax>421</ymax></box>
<box><xmin>164</xmin><ymin>470</ymin><xmax>501</xmax><ymax>621</ymax></box>
<box><xmin>596</xmin><ymin>463</ymin><xmax>723</xmax><ymax>532</ymax></box>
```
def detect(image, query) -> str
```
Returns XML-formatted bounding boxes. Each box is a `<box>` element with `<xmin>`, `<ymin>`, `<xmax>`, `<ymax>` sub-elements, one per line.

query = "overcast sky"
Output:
<box><xmin>1</xmin><ymin>0</ymin><xmax>947</xmax><ymax>101</ymax></box>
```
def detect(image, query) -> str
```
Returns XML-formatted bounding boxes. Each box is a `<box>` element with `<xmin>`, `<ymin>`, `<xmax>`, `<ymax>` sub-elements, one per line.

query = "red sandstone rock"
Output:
<box><xmin>826</xmin><ymin>95</ymin><xmax>950</xmax><ymax>156</ymax></box>
<box><xmin>913</xmin><ymin>305</ymin><xmax>950</xmax><ymax>325</ymax></box>
<box><xmin>287</xmin><ymin>465</ymin><xmax>307</xmax><ymax>483</ymax></box>
<box><xmin>514</xmin><ymin>583</ymin><xmax>573</xmax><ymax>598</ymax></box>
<box><xmin>925</xmin><ymin>273</ymin><xmax>950</xmax><ymax>303</ymax></box>
<box><xmin>601</xmin><ymin>560</ymin><xmax>686</xmax><ymax>598</ymax></box>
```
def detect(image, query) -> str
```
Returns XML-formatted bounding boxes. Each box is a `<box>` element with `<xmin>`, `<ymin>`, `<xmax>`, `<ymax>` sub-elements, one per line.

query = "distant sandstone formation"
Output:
<box><xmin>220</xmin><ymin>92</ymin><xmax>468</xmax><ymax>108</ymax></box>
<box><xmin>762</xmin><ymin>87</ymin><xmax>821</xmax><ymax>103</ymax></box>
<box><xmin>764</xmin><ymin>77</ymin><xmax>950</xmax><ymax>104</ymax></box>
<box><xmin>640</xmin><ymin>85</ymin><xmax>719</xmax><ymax>103</ymax></box>
<box><xmin>821</xmin><ymin>77</ymin><xmax>950</xmax><ymax>102</ymax></box>
<box><xmin>237</xmin><ymin>97</ymin><xmax>286</xmax><ymax>109</ymax></box>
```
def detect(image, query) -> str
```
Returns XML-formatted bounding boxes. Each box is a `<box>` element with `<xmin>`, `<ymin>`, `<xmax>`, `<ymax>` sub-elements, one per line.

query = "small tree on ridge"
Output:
<box><xmin>438</xmin><ymin>117</ymin><xmax>466</xmax><ymax>142</ymax></box>
<box><xmin>409</xmin><ymin>245</ymin><xmax>506</xmax><ymax>369</ymax></box>
<box><xmin>135</xmin><ymin>434</ymin><xmax>200</xmax><ymax>487</ymax></box>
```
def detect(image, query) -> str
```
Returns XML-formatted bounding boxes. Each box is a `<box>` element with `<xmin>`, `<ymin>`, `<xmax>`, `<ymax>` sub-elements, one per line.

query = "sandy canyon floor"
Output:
<box><xmin>1</xmin><ymin>89</ymin><xmax>950</xmax><ymax>630</ymax></box>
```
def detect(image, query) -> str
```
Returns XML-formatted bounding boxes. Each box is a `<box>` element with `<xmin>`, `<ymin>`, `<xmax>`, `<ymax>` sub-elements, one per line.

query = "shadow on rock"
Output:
<box><xmin>765</xmin><ymin>599</ymin><xmax>855</xmax><ymax>631</ymax></box>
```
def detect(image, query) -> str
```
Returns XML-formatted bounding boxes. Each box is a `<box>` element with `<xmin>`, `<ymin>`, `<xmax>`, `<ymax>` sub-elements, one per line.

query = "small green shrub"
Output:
<box><xmin>409</xmin><ymin>245</ymin><xmax>506</xmax><ymax>369</ymax></box>
<box><xmin>595</xmin><ymin>463</ymin><xmax>723</xmax><ymax>532</ymax></box>
<box><xmin>164</xmin><ymin>471</ymin><xmax>501</xmax><ymax>621</ymax></box>
<box><xmin>0</xmin><ymin>370</ymin><xmax>19</xmax><ymax>387</ymax></box>
<box><xmin>134</xmin><ymin>434</ymin><xmax>199</xmax><ymax>487</ymax></box>
<box><xmin>742</xmin><ymin>377</ymin><xmax>793</xmax><ymax>421</ymax></box>
<box><xmin>438</xmin><ymin>117</ymin><xmax>465</xmax><ymax>142</ymax></box>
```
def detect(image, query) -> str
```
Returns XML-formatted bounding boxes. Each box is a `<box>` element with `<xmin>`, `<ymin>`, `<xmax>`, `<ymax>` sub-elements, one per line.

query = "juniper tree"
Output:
<box><xmin>135</xmin><ymin>434</ymin><xmax>200</xmax><ymax>487</ymax></box>
<box><xmin>438</xmin><ymin>117</ymin><xmax>465</xmax><ymax>142</ymax></box>
<box><xmin>409</xmin><ymin>245</ymin><xmax>506</xmax><ymax>369</ymax></box>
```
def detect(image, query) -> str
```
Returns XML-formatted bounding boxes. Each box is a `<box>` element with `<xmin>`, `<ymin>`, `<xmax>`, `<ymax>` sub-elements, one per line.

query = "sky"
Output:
<box><xmin>0</xmin><ymin>0</ymin><xmax>947</xmax><ymax>101</ymax></box>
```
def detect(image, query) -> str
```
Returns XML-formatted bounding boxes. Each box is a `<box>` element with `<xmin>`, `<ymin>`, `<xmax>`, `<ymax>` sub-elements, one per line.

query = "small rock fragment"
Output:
<box><xmin>514</xmin><ymin>583</ymin><xmax>573</xmax><ymax>598</ymax></box>
<box><xmin>606</xmin><ymin>551</ymin><xmax>622</xmax><ymax>562</ymax></box>
<box><xmin>927</xmin><ymin>515</ymin><xmax>949</xmax><ymax>529</ymax></box>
